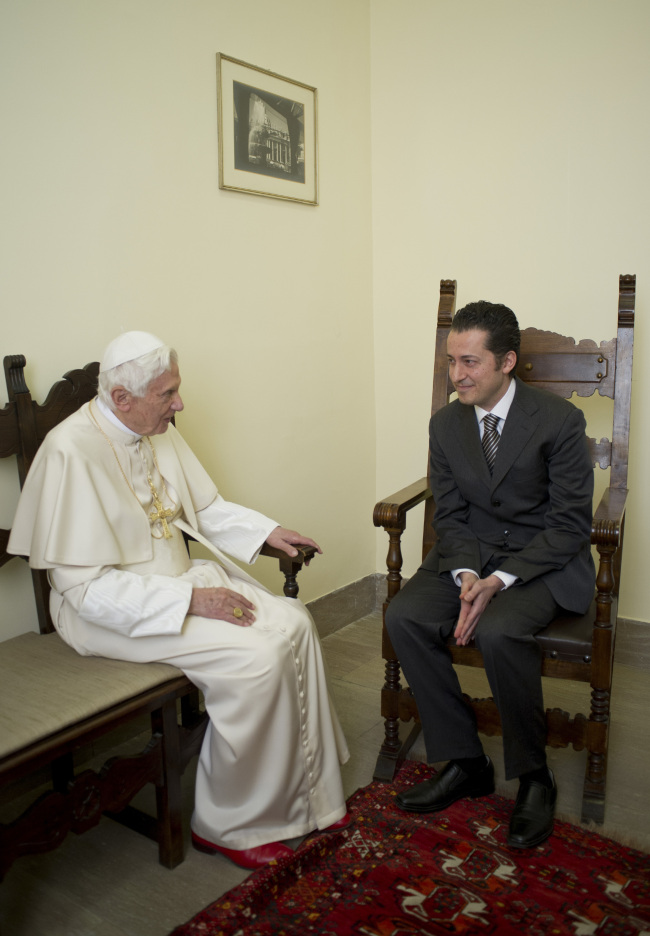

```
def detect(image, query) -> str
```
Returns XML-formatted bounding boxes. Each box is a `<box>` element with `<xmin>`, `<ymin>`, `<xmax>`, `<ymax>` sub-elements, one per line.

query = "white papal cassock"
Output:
<box><xmin>8</xmin><ymin>398</ymin><xmax>349</xmax><ymax>850</ymax></box>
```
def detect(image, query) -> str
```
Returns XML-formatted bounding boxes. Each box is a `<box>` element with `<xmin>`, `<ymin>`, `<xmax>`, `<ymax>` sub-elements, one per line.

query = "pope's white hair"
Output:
<box><xmin>98</xmin><ymin>345</ymin><xmax>178</xmax><ymax>410</ymax></box>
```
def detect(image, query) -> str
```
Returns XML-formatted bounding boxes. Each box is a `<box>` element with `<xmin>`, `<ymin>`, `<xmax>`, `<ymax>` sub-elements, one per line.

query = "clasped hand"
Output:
<box><xmin>454</xmin><ymin>572</ymin><xmax>504</xmax><ymax>646</ymax></box>
<box><xmin>189</xmin><ymin>527</ymin><xmax>322</xmax><ymax>627</ymax></box>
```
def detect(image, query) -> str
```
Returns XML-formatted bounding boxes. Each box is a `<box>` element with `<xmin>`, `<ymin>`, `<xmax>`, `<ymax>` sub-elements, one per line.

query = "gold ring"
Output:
<box><xmin>233</xmin><ymin>607</ymin><xmax>243</xmax><ymax>619</ymax></box>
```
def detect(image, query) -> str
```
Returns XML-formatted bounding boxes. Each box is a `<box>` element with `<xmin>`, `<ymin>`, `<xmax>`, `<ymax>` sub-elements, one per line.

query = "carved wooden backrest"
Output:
<box><xmin>2</xmin><ymin>356</ymin><xmax>100</xmax><ymax>633</ymax></box>
<box><xmin>422</xmin><ymin>275</ymin><xmax>636</xmax><ymax>560</ymax></box>
<box><xmin>4</xmin><ymin>356</ymin><xmax>100</xmax><ymax>485</ymax></box>
<box><xmin>0</xmin><ymin>397</ymin><xmax>21</xmax><ymax>573</ymax></box>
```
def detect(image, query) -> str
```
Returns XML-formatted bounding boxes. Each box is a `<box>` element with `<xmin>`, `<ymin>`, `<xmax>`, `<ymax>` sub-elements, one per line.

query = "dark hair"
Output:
<box><xmin>451</xmin><ymin>300</ymin><xmax>521</xmax><ymax>362</ymax></box>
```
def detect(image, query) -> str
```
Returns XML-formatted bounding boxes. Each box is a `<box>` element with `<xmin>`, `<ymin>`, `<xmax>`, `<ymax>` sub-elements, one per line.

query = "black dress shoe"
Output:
<box><xmin>396</xmin><ymin>757</ymin><xmax>495</xmax><ymax>813</ymax></box>
<box><xmin>507</xmin><ymin>769</ymin><xmax>557</xmax><ymax>849</ymax></box>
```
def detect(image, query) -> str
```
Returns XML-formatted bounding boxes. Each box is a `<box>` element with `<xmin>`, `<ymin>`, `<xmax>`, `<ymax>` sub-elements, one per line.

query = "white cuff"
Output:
<box><xmin>80</xmin><ymin>569</ymin><xmax>193</xmax><ymax>637</ymax></box>
<box><xmin>196</xmin><ymin>495</ymin><xmax>278</xmax><ymax>564</ymax></box>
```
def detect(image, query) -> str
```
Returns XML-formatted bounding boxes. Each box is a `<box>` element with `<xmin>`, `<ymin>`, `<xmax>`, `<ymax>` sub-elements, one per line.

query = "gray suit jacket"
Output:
<box><xmin>422</xmin><ymin>377</ymin><xmax>596</xmax><ymax>614</ymax></box>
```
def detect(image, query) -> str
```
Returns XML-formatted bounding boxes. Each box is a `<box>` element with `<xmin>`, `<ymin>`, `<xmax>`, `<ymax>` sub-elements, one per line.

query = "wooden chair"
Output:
<box><xmin>0</xmin><ymin>354</ymin><xmax>314</xmax><ymax>880</ymax></box>
<box><xmin>373</xmin><ymin>275</ymin><xmax>635</xmax><ymax>825</ymax></box>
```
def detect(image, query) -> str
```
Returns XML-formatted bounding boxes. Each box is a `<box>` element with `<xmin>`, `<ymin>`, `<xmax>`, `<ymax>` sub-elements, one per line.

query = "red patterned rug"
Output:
<box><xmin>169</xmin><ymin>761</ymin><xmax>650</xmax><ymax>935</ymax></box>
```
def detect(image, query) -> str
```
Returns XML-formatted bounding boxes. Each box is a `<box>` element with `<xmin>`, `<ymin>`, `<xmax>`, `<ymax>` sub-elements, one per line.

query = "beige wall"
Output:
<box><xmin>371</xmin><ymin>0</ymin><xmax>650</xmax><ymax>622</ymax></box>
<box><xmin>0</xmin><ymin>0</ymin><xmax>375</xmax><ymax>638</ymax></box>
<box><xmin>2</xmin><ymin>0</ymin><xmax>649</xmax><ymax>639</ymax></box>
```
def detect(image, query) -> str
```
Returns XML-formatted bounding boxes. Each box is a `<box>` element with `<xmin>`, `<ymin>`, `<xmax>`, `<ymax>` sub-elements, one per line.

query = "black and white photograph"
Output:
<box><xmin>217</xmin><ymin>54</ymin><xmax>318</xmax><ymax>205</ymax></box>
<box><xmin>234</xmin><ymin>82</ymin><xmax>305</xmax><ymax>182</ymax></box>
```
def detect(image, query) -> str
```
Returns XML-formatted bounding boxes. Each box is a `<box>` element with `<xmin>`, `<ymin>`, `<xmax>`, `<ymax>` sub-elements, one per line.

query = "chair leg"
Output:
<box><xmin>374</xmin><ymin>649</ymin><xmax>423</xmax><ymax>781</ymax></box>
<box><xmin>153</xmin><ymin>700</ymin><xmax>185</xmax><ymax>869</ymax></box>
<box><xmin>581</xmin><ymin>736</ymin><xmax>608</xmax><ymax>825</ymax></box>
<box><xmin>374</xmin><ymin>658</ymin><xmax>404</xmax><ymax>780</ymax></box>
<box><xmin>581</xmin><ymin>763</ymin><xmax>607</xmax><ymax>824</ymax></box>
<box><xmin>579</xmin><ymin>649</ymin><xmax>611</xmax><ymax>825</ymax></box>
<box><xmin>374</xmin><ymin>720</ymin><xmax>422</xmax><ymax>782</ymax></box>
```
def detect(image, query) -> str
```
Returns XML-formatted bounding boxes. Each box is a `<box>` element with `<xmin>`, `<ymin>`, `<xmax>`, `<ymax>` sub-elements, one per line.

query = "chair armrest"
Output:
<box><xmin>592</xmin><ymin>486</ymin><xmax>627</xmax><ymax>548</ymax></box>
<box><xmin>373</xmin><ymin>477</ymin><xmax>432</xmax><ymax>530</ymax></box>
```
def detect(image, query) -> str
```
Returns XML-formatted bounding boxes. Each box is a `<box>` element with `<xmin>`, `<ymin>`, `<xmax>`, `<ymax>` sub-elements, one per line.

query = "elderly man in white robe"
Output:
<box><xmin>8</xmin><ymin>331</ymin><xmax>350</xmax><ymax>870</ymax></box>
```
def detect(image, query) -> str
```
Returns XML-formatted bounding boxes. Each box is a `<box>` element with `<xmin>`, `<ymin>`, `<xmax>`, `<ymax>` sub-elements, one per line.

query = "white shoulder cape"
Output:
<box><xmin>8</xmin><ymin>401</ymin><xmax>218</xmax><ymax>569</ymax></box>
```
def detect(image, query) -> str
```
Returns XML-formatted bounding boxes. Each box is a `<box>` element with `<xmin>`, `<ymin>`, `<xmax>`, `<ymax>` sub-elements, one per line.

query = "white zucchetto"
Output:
<box><xmin>100</xmin><ymin>331</ymin><xmax>166</xmax><ymax>372</ymax></box>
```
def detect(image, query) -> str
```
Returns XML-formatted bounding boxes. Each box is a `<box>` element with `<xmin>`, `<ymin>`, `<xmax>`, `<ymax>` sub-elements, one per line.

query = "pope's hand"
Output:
<box><xmin>189</xmin><ymin>587</ymin><xmax>255</xmax><ymax>626</ymax></box>
<box><xmin>266</xmin><ymin>526</ymin><xmax>322</xmax><ymax>563</ymax></box>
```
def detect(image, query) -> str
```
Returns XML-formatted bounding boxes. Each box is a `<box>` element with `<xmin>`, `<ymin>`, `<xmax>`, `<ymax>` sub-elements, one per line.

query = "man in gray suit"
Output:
<box><xmin>386</xmin><ymin>301</ymin><xmax>595</xmax><ymax>848</ymax></box>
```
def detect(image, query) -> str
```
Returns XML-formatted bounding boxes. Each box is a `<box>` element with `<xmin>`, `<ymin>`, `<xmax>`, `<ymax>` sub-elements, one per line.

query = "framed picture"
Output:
<box><xmin>216</xmin><ymin>53</ymin><xmax>318</xmax><ymax>206</ymax></box>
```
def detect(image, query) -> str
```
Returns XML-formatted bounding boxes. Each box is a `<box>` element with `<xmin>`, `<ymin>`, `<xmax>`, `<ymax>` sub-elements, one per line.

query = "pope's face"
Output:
<box><xmin>447</xmin><ymin>328</ymin><xmax>515</xmax><ymax>412</ymax></box>
<box><xmin>119</xmin><ymin>363</ymin><xmax>184</xmax><ymax>435</ymax></box>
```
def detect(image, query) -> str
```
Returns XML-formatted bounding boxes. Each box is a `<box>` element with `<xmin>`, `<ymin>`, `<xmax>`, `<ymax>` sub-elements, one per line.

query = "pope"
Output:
<box><xmin>8</xmin><ymin>331</ymin><xmax>350</xmax><ymax>869</ymax></box>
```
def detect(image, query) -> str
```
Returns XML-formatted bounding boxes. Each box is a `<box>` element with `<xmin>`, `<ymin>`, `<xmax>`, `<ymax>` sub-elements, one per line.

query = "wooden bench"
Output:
<box><xmin>0</xmin><ymin>354</ymin><xmax>314</xmax><ymax>880</ymax></box>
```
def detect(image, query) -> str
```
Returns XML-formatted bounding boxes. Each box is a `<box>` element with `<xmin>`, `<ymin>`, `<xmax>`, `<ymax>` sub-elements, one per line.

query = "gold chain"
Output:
<box><xmin>88</xmin><ymin>399</ymin><xmax>177</xmax><ymax>539</ymax></box>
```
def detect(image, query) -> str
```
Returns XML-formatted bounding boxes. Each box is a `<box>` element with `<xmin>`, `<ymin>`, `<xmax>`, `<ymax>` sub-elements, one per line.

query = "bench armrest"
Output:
<box><xmin>259</xmin><ymin>543</ymin><xmax>318</xmax><ymax>564</ymax></box>
<box><xmin>259</xmin><ymin>542</ymin><xmax>318</xmax><ymax>598</ymax></box>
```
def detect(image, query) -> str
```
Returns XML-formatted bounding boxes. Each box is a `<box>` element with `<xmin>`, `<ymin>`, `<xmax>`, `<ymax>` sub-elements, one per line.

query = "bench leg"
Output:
<box><xmin>153</xmin><ymin>700</ymin><xmax>185</xmax><ymax>869</ymax></box>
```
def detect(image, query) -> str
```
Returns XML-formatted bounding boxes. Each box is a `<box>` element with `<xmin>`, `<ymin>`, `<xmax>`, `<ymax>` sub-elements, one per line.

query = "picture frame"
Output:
<box><xmin>216</xmin><ymin>53</ymin><xmax>318</xmax><ymax>206</ymax></box>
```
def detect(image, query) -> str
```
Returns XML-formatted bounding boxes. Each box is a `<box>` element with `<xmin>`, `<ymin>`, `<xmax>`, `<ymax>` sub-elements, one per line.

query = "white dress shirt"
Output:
<box><xmin>452</xmin><ymin>377</ymin><xmax>518</xmax><ymax>591</ymax></box>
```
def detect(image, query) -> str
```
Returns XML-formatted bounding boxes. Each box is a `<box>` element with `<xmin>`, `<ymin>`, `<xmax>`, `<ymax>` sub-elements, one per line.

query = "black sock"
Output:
<box><xmin>455</xmin><ymin>754</ymin><xmax>488</xmax><ymax>775</ymax></box>
<box><xmin>519</xmin><ymin>766</ymin><xmax>553</xmax><ymax>788</ymax></box>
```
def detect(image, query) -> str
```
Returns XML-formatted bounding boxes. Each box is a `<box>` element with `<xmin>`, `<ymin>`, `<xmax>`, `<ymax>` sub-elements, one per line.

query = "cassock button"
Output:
<box><xmin>492</xmin><ymin>500</ymin><xmax>501</xmax><ymax>507</ymax></box>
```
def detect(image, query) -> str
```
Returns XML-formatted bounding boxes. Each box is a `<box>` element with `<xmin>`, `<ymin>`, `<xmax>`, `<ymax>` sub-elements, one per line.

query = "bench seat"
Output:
<box><xmin>0</xmin><ymin>631</ymin><xmax>185</xmax><ymax>770</ymax></box>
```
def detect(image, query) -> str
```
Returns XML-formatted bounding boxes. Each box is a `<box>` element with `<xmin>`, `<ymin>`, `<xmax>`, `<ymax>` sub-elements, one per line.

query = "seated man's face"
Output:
<box><xmin>447</xmin><ymin>328</ymin><xmax>515</xmax><ymax>412</ymax></box>
<box><xmin>120</xmin><ymin>363</ymin><xmax>184</xmax><ymax>436</ymax></box>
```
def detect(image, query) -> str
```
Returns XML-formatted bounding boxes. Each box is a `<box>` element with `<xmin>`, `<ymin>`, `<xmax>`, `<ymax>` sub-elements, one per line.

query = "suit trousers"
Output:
<box><xmin>385</xmin><ymin>567</ymin><xmax>559</xmax><ymax>780</ymax></box>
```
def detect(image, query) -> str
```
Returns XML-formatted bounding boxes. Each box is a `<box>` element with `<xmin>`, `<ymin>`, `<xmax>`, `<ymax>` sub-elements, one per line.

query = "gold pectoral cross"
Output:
<box><xmin>148</xmin><ymin>490</ymin><xmax>174</xmax><ymax>539</ymax></box>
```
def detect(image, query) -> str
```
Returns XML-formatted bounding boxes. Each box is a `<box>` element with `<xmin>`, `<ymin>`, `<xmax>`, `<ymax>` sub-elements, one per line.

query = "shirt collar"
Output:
<box><xmin>95</xmin><ymin>395</ymin><xmax>142</xmax><ymax>439</ymax></box>
<box><xmin>475</xmin><ymin>375</ymin><xmax>516</xmax><ymax>427</ymax></box>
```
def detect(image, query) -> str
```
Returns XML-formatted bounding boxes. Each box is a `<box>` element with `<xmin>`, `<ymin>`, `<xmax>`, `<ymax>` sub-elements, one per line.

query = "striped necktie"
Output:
<box><xmin>482</xmin><ymin>413</ymin><xmax>500</xmax><ymax>474</ymax></box>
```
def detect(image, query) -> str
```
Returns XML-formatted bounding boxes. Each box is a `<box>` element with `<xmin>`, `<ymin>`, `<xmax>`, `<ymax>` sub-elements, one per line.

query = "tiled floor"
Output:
<box><xmin>1</xmin><ymin>612</ymin><xmax>648</xmax><ymax>936</ymax></box>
